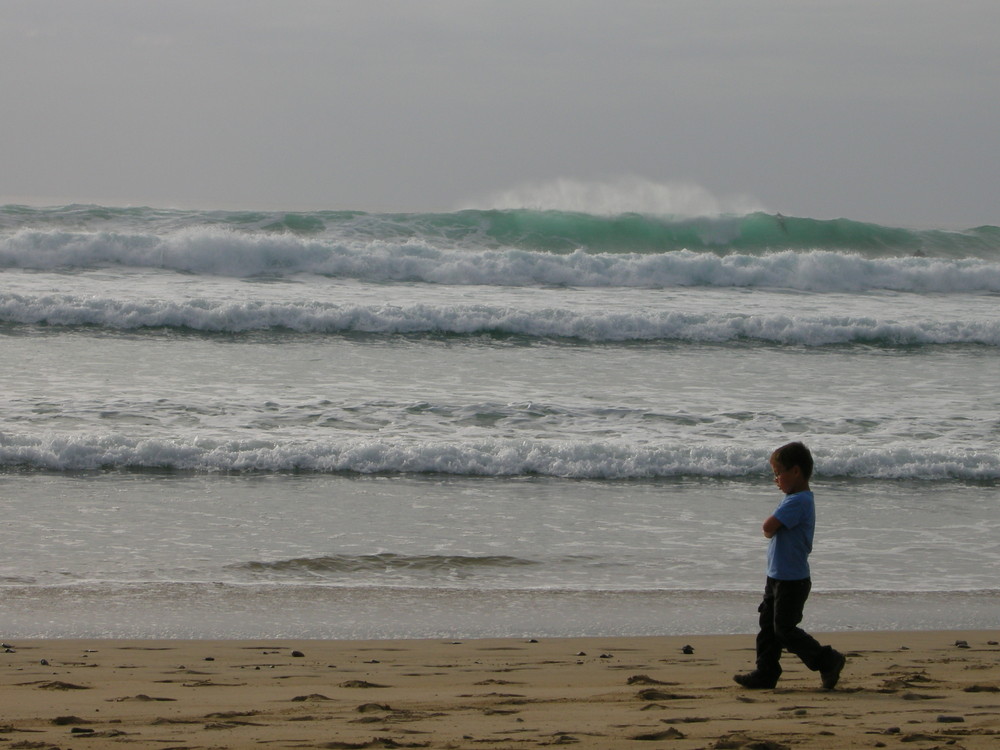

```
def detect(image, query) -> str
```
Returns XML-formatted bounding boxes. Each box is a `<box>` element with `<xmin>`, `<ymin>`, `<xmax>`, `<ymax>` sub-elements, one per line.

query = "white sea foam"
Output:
<box><xmin>2</xmin><ymin>291</ymin><xmax>997</xmax><ymax>345</ymax></box>
<box><xmin>463</xmin><ymin>176</ymin><xmax>767</xmax><ymax>217</ymax></box>
<box><xmin>2</xmin><ymin>432</ymin><xmax>997</xmax><ymax>479</ymax></box>
<box><xmin>3</xmin><ymin>228</ymin><xmax>1000</xmax><ymax>292</ymax></box>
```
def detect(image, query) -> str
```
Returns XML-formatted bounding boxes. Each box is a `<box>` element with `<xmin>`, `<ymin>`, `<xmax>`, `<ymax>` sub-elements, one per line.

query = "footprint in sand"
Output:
<box><xmin>112</xmin><ymin>694</ymin><xmax>176</xmax><ymax>702</ymax></box>
<box><xmin>31</xmin><ymin>680</ymin><xmax>90</xmax><ymax>690</ymax></box>
<box><xmin>627</xmin><ymin>674</ymin><xmax>679</xmax><ymax>686</ymax></box>
<box><xmin>340</xmin><ymin>679</ymin><xmax>391</xmax><ymax>688</ymax></box>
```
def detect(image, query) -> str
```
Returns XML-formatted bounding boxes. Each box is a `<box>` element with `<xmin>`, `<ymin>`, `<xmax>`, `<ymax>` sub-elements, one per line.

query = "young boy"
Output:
<box><xmin>734</xmin><ymin>441</ymin><xmax>846</xmax><ymax>690</ymax></box>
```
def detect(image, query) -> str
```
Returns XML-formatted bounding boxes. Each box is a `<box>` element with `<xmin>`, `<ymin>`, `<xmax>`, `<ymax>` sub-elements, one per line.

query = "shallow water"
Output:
<box><xmin>0</xmin><ymin>472</ymin><xmax>996</xmax><ymax>638</ymax></box>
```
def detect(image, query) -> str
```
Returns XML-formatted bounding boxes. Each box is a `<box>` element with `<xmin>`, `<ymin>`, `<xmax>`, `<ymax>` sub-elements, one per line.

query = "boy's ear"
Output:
<box><xmin>787</xmin><ymin>465</ymin><xmax>803</xmax><ymax>479</ymax></box>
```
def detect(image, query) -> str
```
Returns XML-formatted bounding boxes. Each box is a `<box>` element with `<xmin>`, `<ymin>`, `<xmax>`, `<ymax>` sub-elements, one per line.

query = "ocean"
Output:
<box><xmin>1</xmin><ymin>204</ymin><xmax>997</xmax><ymax>639</ymax></box>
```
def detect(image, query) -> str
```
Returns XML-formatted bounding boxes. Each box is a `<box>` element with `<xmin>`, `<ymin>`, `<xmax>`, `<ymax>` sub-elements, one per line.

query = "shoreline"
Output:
<box><xmin>2</xmin><ymin>630</ymin><xmax>997</xmax><ymax>749</ymax></box>
<box><xmin>4</xmin><ymin>587</ymin><xmax>998</xmax><ymax>640</ymax></box>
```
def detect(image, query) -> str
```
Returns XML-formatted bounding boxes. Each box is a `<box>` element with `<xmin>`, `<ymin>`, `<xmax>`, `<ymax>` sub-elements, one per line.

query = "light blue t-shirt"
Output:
<box><xmin>766</xmin><ymin>490</ymin><xmax>815</xmax><ymax>580</ymax></box>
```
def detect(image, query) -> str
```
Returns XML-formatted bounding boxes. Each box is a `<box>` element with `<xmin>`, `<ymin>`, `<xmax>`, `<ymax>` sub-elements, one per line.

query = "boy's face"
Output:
<box><xmin>770</xmin><ymin>457</ymin><xmax>808</xmax><ymax>494</ymax></box>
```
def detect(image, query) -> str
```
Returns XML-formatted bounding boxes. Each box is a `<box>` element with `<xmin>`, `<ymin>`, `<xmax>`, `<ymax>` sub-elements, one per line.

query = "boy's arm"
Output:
<box><xmin>762</xmin><ymin>515</ymin><xmax>783</xmax><ymax>538</ymax></box>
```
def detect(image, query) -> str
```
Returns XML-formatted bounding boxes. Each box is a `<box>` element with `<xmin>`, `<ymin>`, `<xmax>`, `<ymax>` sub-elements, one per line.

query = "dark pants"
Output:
<box><xmin>755</xmin><ymin>577</ymin><xmax>836</xmax><ymax>679</ymax></box>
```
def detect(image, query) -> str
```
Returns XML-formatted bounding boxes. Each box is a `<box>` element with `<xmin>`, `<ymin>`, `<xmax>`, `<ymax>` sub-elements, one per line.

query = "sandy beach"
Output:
<box><xmin>0</xmin><ymin>630</ymin><xmax>996</xmax><ymax>749</ymax></box>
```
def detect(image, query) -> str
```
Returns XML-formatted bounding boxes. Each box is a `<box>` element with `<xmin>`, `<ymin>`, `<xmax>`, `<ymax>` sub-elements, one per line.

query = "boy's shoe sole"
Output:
<box><xmin>821</xmin><ymin>652</ymin><xmax>846</xmax><ymax>690</ymax></box>
<box><xmin>733</xmin><ymin>672</ymin><xmax>778</xmax><ymax>689</ymax></box>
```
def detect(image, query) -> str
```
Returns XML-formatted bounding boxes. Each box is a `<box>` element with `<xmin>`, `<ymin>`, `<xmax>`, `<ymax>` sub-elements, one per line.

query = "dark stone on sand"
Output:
<box><xmin>954</xmin><ymin>640</ymin><xmax>970</xmax><ymax>648</ymax></box>
<box><xmin>39</xmin><ymin>659</ymin><xmax>49</xmax><ymax>666</ymax></box>
<box><xmin>204</xmin><ymin>656</ymin><xmax>215</xmax><ymax>661</ymax></box>
<box><xmin>681</xmin><ymin>645</ymin><xmax>694</xmax><ymax>654</ymax></box>
<box><xmin>291</xmin><ymin>650</ymin><xmax>305</xmax><ymax>657</ymax></box>
<box><xmin>937</xmin><ymin>715</ymin><xmax>965</xmax><ymax>723</ymax></box>
<box><xmin>70</xmin><ymin>727</ymin><xmax>96</xmax><ymax>734</ymax></box>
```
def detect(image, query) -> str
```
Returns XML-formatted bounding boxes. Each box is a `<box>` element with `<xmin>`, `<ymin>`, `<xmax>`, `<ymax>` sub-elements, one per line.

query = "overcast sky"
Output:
<box><xmin>2</xmin><ymin>0</ymin><xmax>998</xmax><ymax>227</ymax></box>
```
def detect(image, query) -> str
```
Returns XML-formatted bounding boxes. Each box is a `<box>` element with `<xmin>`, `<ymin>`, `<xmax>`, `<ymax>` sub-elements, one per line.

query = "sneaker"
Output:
<box><xmin>733</xmin><ymin>671</ymin><xmax>778</xmax><ymax>689</ymax></box>
<box><xmin>820</xmin><ymin>652</ymin><xmax>846</xmax><ymax>690</ymax></box>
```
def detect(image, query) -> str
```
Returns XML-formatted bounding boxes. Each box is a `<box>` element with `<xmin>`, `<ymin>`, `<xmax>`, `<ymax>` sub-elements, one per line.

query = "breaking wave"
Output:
<box><xmin>3</xmin><ymin>203</ymin><xmax>998</xmax><ymax>255</ymax></box>
<box><xmin>235</xmin><ymin>553</ymin><xmax>542</xmax><ymax>578</ymax></box>
<box><xmin>2</xmin><ymin>205</ymin><xmax>998</xmax><ymax>293</ymax></box>
<box><xmin>2</xmin><ymin>240</ymin><xmax>1000</xmax><ymax>293</ymax></box>
<box><xmin>2</xmin><ymin>433</ymin><xmax>997</xmax><ymax>480</ymax></box>
<box><xmin>2</xmin><ymin>292</ymin><xmax>998</xmax><ymax>346</ymax></box>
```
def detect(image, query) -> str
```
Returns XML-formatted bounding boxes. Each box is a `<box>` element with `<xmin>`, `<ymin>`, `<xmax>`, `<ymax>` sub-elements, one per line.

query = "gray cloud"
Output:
<box><xmin>2</xmin><ymin>0</ymin><xmax>998</xmax><ymax>227</ymax></box>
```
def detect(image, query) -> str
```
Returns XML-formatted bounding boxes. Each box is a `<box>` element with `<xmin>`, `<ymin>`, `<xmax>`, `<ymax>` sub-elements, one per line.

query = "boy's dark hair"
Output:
<box><xmin>771</xmin><ymin>441</ymin><xmax>814</xmax><ymax>480</ymax></box>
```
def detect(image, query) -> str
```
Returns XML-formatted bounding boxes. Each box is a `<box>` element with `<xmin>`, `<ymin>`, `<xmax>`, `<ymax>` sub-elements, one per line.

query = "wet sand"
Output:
<box><xmin>1</xmin><ymin>630</ymin><xmax>997</xmax><ymax>749</ymax></box>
